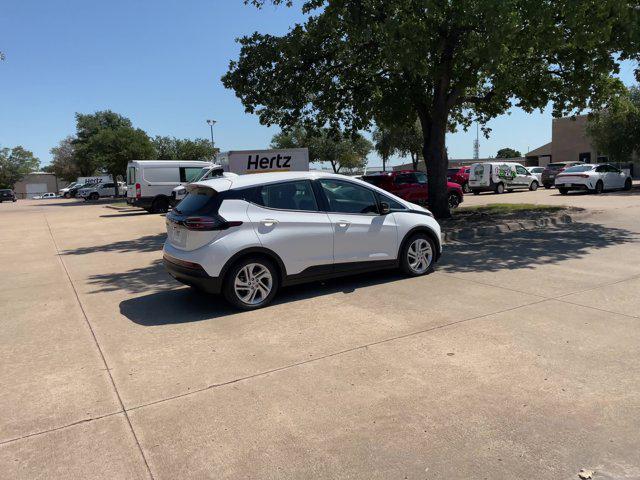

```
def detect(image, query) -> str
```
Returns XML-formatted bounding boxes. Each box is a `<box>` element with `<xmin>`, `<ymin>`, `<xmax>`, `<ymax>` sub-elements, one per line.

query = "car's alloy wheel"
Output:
<box><xmin>224</xmin><ymin>258</ymin><xmax>279</xmax><ymax>310</ymax></box>
<box><xmin>530</xmin><ymin>181</ymin><xmax>538</xmax><ymax>191</ymax></box>
<box><xmin>462</xmin><ymin>183</ymin><xmax>471</xmax><ymax>193</ymax></box>
<box><xmin>594</xmin><ymin>180</ymin><xmax>604</xmax><ymax>194</ymax></box>
<box><xmin>401</xmin><ymin>235</ymin><xmax>435</xmax><ymax>276</ymax></box>
<box><xmin>448</xmin><ymin>193</ymin><xmax>460</xmax><ymax>209</ymax></box>
<box><xmin>495</xmin><ymin>183</ymin><xmax>505</xmax><ymax>194</ymax></box>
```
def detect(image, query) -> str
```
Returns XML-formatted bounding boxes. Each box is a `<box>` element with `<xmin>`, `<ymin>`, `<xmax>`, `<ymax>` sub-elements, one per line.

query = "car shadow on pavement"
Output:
<box><xmin>62</xmin><ymin>233</ymin><xmax>166</xmax><ymax>255</ymax></box>
<box><xmin>440</xmin><ymin>221</ymin><xmax>636</xmax><ymax>273</ymax></box>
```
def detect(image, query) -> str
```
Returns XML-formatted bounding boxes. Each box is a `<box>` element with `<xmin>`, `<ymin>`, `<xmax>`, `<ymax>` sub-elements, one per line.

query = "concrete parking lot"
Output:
<box><xmin>1</xmin><ymin>188</ymin><xmax>640</xmax><ymax>479</ymax></box>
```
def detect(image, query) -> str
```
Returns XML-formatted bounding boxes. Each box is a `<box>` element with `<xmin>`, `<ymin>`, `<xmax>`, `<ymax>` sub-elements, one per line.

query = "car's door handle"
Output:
<box><xmin>337</xmin><ymin>220</ymin><xmax>350</xmax><ymax>228</ymax></box>
<box><xmin>261</xmin><ymin>219</ymin><xmax>279</xmax><ymax>227</ymax></box>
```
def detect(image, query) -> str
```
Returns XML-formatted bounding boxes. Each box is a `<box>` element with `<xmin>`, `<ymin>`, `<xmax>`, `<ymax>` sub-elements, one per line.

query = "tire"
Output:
<box><xmin>151</xmin><ymin>196</ymin><xmax>169</xmax><ymax>214</ymax></box>
<box><xmin>559</xmin><ymin>188</ymin><xmax>568</xmax><ymax>195</ymax></box>
<box><xmin>624</xmin><ymin>178</ymin><xmax>632</xmax><ymax>191</ymax></box>
<box><xmin>462</xmin><ymin>183</ymin><xmax>471</xmax><ymax>194</ymax></box>
<box><xmin>448</xmin><ymin>192</ymin><xmax>460</xmax><ymax>209</ymax></box>
<box><xmin>544</xmin><ymin>184</ymin><xmax>552</xmax><ymax>189</ymax></box>
<box><xmin>64</xmin><ymin>193</ymin><xmax>70</xmax><ymax>199</ymax></box>
<box><xmin>529</xmin><ymin>181</ymin><xmax>539</xmax><ymax>191</ymax></box>
<box><xmin>472</xmin><ymin>190</ymin><xmax>480</xmax><ymax>195</ymax></box>
<box><xmin>400</xmin><ymin>233</ymin><xmax>436</xmax><ymax>277</ymax></box>
<box><xmin>90</xmin><ymin>192</ymin><xmax>99</xmax><ymax>201</ymax></box>
<box><xmin>495</xmin><ymin>182</ymin><xmax>505</xmax><ymax>194</ymax></box>
<box><xmin>594</xmin><ymin>180</ymin><xmax>604</xmax><ymax>194</ymax></box>
<box><xmin>223</xmin><ymin>257</ymin><xmax>279</xmax><ymax>310</ymax></box>
<box><xmin>507</xmin><ymin>189</ymin><xmax>514</xmax><ymax>193</ymax></box>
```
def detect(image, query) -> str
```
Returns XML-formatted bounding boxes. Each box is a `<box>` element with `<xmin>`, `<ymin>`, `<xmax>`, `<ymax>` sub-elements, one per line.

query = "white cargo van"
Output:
<box><xmin>468</xmin><ymin>162</ymin><xmax>539</xmax><ymax>194</ymax></box>
<box><xmin>126</xmin><ymin>160</ymin><xmax>212</xmax><ymax>213</ymax></box>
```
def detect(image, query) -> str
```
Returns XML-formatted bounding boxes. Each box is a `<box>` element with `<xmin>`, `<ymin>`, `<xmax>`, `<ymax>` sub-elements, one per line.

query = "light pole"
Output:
<box><xmin>206</xmin><ymin>119</ymin><xmax>216</xmax><ymax>147</ymax></box>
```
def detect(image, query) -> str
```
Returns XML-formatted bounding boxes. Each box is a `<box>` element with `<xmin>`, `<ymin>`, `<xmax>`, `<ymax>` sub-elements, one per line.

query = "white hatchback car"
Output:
<box><xmin>554</xmin><ymin>164</ymin><xmax>632</xmax><ymax>194</ymax></box>
<box><xmin>163</xmin><ymin>171</ymin><xmax>442</xmax><ymax>310</ymax></box>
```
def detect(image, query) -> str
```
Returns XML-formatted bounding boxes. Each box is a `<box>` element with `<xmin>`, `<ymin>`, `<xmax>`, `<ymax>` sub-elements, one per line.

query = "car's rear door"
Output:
<box><xmin>245</xmin><ymin>180</ymin><xmax>334</xmax><ymax>276</ymax></box>
<box><xmin>316</xmin><ymin>178</ymin><xmax>397</xmax><ymax>266</ymax></box>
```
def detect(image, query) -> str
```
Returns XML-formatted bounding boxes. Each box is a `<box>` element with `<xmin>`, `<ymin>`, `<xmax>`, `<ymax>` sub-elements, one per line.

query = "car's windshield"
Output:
<box><xmin>447</xmin><ymin>168</ymin><xmax>459</xmax><ymax>175</ymax></box>
<box><xmin>563</xmin><ymin>165</ymin><xmax>595</xmax><ymax>173</ymax></box>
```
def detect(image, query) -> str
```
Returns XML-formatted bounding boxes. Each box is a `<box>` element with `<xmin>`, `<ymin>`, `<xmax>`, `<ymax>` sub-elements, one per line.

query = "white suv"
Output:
<box><xmin>163</xmin><ymin>172</ymin><xmax>442</xmax><ymax>310</ymax></box>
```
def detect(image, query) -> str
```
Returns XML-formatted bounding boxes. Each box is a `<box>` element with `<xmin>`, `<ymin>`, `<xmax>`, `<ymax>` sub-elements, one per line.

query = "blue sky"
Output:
<box><xmin>1</xmin><ymin>0</ymin><xmax>637</xmax><ymax>168</ymax></box>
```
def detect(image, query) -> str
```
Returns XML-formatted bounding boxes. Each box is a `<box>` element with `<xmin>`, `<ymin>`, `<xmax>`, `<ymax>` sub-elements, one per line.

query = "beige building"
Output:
<box><xmin>13</xmin><ymin>172</ymin><xmax>68</xmax><ymax>199</ymax></box>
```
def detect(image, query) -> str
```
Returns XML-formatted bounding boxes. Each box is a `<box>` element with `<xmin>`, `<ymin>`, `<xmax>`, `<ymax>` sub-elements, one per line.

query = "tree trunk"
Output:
<box><xmin>382</xmin><ymin>155</ymin><xmax>387</xmax><ymax>172</ymax></box>
<box><xmin>418</xmin><ymin>106</ymin><xmax>450</xmax><ymax>219</ymax></box>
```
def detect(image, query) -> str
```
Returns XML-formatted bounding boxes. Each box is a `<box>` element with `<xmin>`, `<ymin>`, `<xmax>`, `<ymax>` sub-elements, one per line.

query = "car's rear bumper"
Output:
<box><xmin>555</xmin><ymin>182</ymin><xmax>589</xmax><ymax>191</ymax></box>
<box><xmin>163</xmin><ymin>254</ymin><xmax>222</xmax><ymax>294</ymax></box>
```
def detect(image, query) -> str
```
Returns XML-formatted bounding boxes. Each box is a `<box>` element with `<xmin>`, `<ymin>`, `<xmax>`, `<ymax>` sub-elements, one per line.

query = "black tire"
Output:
<box><xmin>529</xmin><ymin>181</ymin><xmax>539</xmax><ymax>191</ymax></box>
<box><xmin>151</xmin><ymin>196</ymin><xmax>170</xmax><ymax>214</ymax></box>
<box><xmin>64</xmin><ymin>192</ymin><xmax>70</xmax><ymax>199</ymax></box>
<box><xmin>559</xmin><ymin>188</ymin><xmax>568</xmax><ymax>195</ymax></box>
<box><xmin>222</xmin><ymin>256</ymin><xmax>279</xmax><ymax>310</ymax></box>
<box><xmin>472</xmin><ymin>190</ymin><xmax>481</xmax><ymax>195</ymax></box>
<box><xmin>594</xmin><ymin>180</ymin><xmax>604</xmax><ymax>194</ymax></box>
<box><xmin>90</xmin><ymin>192</ymin><xmax>99</xmax><ymax>201</ymax></box>
<box><xmin>448</xmin><ymin>192</ymin><xmax>461</xmax><ymax>209</ymax></box>
<box><xmin>462</xmin><ymin>183</ymin><xmax>471</xmax><ymax>194</ymax></box>
<box><xmin>495</xmin><ymin>182</ymin><xmax>505</xmax><ymax>194</ymax></box>
<box><xmin>544</xmin><ymin>184</ymin><xmax>552</xmax><ymax>189</ymax></box>
<box><xmin>624</xmin><ymin>178</ymin><xmax>632</xmax><ymax>191</ymax></box>
<box><xmin>400</xmin><ymin>233</ymin><xmax>436</xmax><ymax>277</ymax></box>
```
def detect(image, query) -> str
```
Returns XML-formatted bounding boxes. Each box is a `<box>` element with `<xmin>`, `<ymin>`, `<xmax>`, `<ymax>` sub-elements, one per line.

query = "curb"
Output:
<box><xmin>442</xmin><ymin>213</ymin><xmax>575</xmax><ymax>242</ymax></box>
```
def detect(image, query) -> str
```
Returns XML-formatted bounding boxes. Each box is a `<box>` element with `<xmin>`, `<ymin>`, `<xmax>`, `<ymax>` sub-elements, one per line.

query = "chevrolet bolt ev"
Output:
<box><xmin>163</xmin><ymin>172</ymin><xmax>442</xmax><ymax>310</ymax></box>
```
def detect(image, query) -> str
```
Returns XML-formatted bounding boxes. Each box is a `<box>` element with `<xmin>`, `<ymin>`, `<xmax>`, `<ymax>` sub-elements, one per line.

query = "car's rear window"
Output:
<box><xmin>174</xmin><ymin>187</ymin><xmax>223</xmax><ymax>216</ymax></box>
<box><xmin>547</xmin><ymin>163</ymin><xmax>567</xmax><ymax>169</ymax></box>
<box><xmin>361</xmin><ymin>175</ymin><xmax>389</xmax><ymax>187</ymax></box>
<box><xmin>563</xmin><ymin>165</ymin><xmax>595</xmax><ymax>173</ymax></box>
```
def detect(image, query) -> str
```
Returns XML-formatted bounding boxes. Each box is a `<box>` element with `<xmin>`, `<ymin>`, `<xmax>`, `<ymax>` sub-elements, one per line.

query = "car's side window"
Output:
<box><xmin>595</xmin><ymin>165</ymin><xmax>606</xmax><ymax>173</ymax></box>
<box><xmin>516</xmin><ymin>165</ymin><xmax>528</xmax><ymax>175</ymax></box>
<box><xmin>415</xmin><ymin>172</ymin><xmax>427</xmax><ymax>184</ymax></box>
<box><xmin>318</xmin><ymin>179</ymin><xmax>378</xmax><ymax>214</ymax></box>
<box><xmin>395</xmin><ymin>173</ymin><xmax>417</xmax><ymax>184</ymax></box>
<box><xmin>377</xmin><ymin>192</ymin><xmax>406</xmax><ymax>211</ymax></box>
<box><xmin>256</xmin><ymin>181</ymin><xmax>318</xmax><ymax>211</ymax></box>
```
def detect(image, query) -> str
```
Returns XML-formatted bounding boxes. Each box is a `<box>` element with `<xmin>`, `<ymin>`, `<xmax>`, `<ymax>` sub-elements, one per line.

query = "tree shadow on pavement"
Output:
<box><xmin>62</xmin><ymin>233</ymin><xmax>166</xmax><ymax>255</ymax></box>
<box><xmin>440</xmin><ymin>222</ymin><xmax>636</xmax><ymax>273</ymax></box>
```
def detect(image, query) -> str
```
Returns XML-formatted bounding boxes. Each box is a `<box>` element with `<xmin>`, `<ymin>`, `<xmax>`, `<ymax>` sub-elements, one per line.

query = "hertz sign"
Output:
<box><xmin>223</xmin><ymin>148</ymin><xmax>310</xmax><ymax>174</ymax></box>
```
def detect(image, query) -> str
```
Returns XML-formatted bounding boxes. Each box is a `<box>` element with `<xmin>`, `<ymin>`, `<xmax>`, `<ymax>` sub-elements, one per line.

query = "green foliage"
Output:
<box><xmin>152</xmin><ymin>136</ymin><xmax>218</xmax><ymax>160</ymax></box>
<box><xmin>72</xmin><ymin>111</ymin><xmax>155</xmax><ymax>189</ymax></box>
<box><xmin>271</xmin><ymin>125</ymin><xmax>372</xmax><ymax>173</ymax></box>
<box><xmin>48</xmin><ymin>136</ymin><xmax>80</xmax><ymax>182</ymax></box>
<box><xmin>224</xmin><ymin>0</ymin><xmax>639</xmax><ymax>218</ymax></box>
<box><xmin>373</xmin><ymin>120</ymin><xmax>423</xmax><ymax>170</ymax></box>
<box><xmin>0</xmin><ymin>146</ymin><xmax>40</xmax><ymax>188</ymax></box>
<box><xmin>587</xmin><ymin>86</ymin><xmax>640</xmax><ymax>162</ymax></box>
<box><xmin>496</xmin><ymin>148</ymin><xmax>522</xmax><ymax>159</ymax></box>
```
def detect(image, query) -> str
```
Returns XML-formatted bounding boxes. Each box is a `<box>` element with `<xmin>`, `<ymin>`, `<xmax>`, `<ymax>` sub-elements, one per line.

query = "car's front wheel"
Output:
<box><xmin>529</xmin><ymin>181</ymin><xmax>539</xmax><ymax>191</ymax></box>
<box><xmin>495</xmin><ymin>182</ymin><xmax>505</xmax><ymax>194</ymax></box>
<box><xmin>448</xmin><ymin>192</ymin><xmax>461</xmax><ymax>209</ymax></box>
<box><xmin>223</xmin><ymin>257</ymin><xmax>279</xmax><ymax>310</ymax></box>
<box><xmin>559</xmin><ymin>188</ymin><xmax>568</xmax><ymax>195</ymax></box>
<box><xmin>90</xmin><ymin>192</ymin><xmax>99</xmax><ymax>201</ymax></box>
<box><xmin>594</xmin><ymin>180</ymin><xmax>604</xmax><ymax>194</ymax></box>
<box><xmin>624</xmin><ymin>178</ymin><xmax>632</xmax><ymax>191</ymax></box>
<box><xmin>400</xmin><ymin>234</ymin><xmax>435</xmax><ymax>277</ymax></box>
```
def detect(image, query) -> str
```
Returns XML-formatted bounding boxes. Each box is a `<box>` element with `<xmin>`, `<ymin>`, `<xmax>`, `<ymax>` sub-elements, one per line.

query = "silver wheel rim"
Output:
<box><xmin>234</xmin><ymin>263</ymin><xmax>273</xmax><ymax>305</ymax></box>
<box><xmin>407</xmin><ymin>239</ymin><xmax>433</xmax><ymax>274</ymax></box>
<box><xmin>448</xmin><ymin>194</ymin><xmax>459</xmax><ymax>208</ymax></box>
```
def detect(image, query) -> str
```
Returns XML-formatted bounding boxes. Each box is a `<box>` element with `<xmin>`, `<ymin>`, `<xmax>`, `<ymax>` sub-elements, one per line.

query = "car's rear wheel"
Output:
<box><xmin>472</xmin><ymin>190</ymin><xmax>480</xmax><ymax>195</ymax></box>
<box><xmin>64</xmin><ymin>192</ymin><xmax>70</xmax><ymax>199</ymax></box>
<box><xmin>400</xmin><ymin>234</ymin><xmax>435</xmax><ymax>277</ymax></box>
<box><xmin>559</xmin><ymin>188</ymin><xmax>568</xmax><ymax>195</ymax></box>
<box><xmin>594</xmin><ymin>180</ymin><xmax>604</xmax><ymax>194</ymax></box>
<box><xmin>529</xmin><ymin>181</ymin><xmax>539</xmax><ymax>191</ymax></box>
<box><xmin>462</xmin><ymin>183</ymin><xmax>471</xmax><ymax>193</ymax></box>
<box><xmin>448</xmin><ymin>192</ymin><xmax>460</xmax><ymax>209</ymax></box>
<box><xmin>223</xmin><ymin>257</ymin><xmax>279</xmax><ymax>310</ymax></box>
<box><xmin>544</xmin><ymin>184</ymin><xmax>552</xmax><ymax>189</ymax></box>
<box><xmin>624</xmin><ymin>178</ymin><xmax>632</xmax><ymax>191</ymax></box>
<box><xmin>495</xmin><ymin>182</ymin><xmax>505</xmax><ymax>194</ymax></box>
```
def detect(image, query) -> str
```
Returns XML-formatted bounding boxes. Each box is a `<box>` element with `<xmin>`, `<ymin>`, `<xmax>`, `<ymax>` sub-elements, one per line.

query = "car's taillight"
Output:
<box><xmin>135</xmin><ymin>183</ymin><xmax>141</xmax><ymax>198</ymax></box>
<box><xmin>183</xmin><ymin>216</ymin><xmax>243</xmax><ymax>231</ymax></box>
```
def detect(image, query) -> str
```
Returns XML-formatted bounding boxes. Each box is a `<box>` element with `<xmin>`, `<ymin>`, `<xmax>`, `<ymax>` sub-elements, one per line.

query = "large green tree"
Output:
<box><xmin>587</xmin><ymin>86</ymin><xmax>640</xmax><ymax>162</ymax></box>
<box><xmin>48</xmin><ymin>136</ymin><xmax>80</xmax><ymax>182</ymax></box>
<box><xmin>373</xmin><ymin>120</ymin><xmax>423</xmax><ymax>171</ymax></box>
<box><xmin>0</xmin><ymin>146</ymin><xmax>40</xmax><ymax>189</ymax></box>
<box><xmin>152</xmin><ymin>136</ymin><xmax>218</xmax><ymax>160</ymax></box>
<box><xmin>224</xmin><ymin>0</ymin><xmax>639</xmax><ymax>217</ymax></box>
<box><xmin>73</xmin><ymin>111</ymin><xmax>155</xmax><ymax>194</ymax></box>
<box><xmin>496</xmin><ymin>148</ymin><xmax>522</xmax><ymax>159</ymax></box>
<box><xmin>271</xmin><ymin>125</ymin><xmax>372</xmax><ymax>173</ymax></box>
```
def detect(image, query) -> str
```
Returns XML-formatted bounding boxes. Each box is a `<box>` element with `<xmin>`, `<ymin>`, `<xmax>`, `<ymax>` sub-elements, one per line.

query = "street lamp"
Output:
<box><xmin>206</xmin><ymin>119</ymin><xmax>216</xmax><ymax>147</ymax></box>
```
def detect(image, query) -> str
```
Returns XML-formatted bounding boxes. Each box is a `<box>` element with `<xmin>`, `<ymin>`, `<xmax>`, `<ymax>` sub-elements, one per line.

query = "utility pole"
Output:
<box><xmin>206</xmin><ymin>119</ymin><xmax>216</xmax><ymax>147</ymax></box>
<box><xmin>473</xmin><ymin>123</ymin><xmax>480</xmax><ymax>160</ymax></box>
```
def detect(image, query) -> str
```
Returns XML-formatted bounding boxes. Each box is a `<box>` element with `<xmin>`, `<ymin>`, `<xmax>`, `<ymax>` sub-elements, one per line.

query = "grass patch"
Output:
<box><xmin>457</xmin><ymin>203</ymin><xmax>565</xmax><ymax>214</ymax></box>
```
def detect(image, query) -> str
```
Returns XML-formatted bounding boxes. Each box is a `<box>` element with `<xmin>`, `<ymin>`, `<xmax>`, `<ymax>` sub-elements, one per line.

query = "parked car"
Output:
<box><xmin>447</xmin><ymin>166</ymin><xmax>471</xmax><ymax>193</ymax></box>
<box><xmin>468</xmin><ymin>162</ymin><xmax>539</xmax><ymax>194</ymax></box>
<box><xmin>33</xmin><ymin>192</ymin><xmax>58</xmax><ymax>199</ymax></box>
<box><xmin>59</xmin><ymin>182</ymin><xmax>79</xmax><ymax>198</ymax></box>
<box><xmin>541</xmin><ymin>162</ymin><xmax>584</xmax><ymax>188</ymax></box>
<box><xmin>0</xmin><ymin>189</ymin><xmax>16</xmax><ymax>202</ymax></box>
<box><xmin>172</xmin><ymin>165</ymin><xmax>226</xmax><ymax>205</ymax></box>
<box><xmin>164</xmin><ymin>171</ymin><xmax>442</xmax><ymax>310</ymax></box>
<box><xmin>554</xmin><ymin>164</ymin><xmax>632</xmax><ymax>194</ymax></box>
<box><xmin>79</xmin><ymin>182</ymin><xmax>125</xmax><ymax>200</ymax></box>
<box><xmin>527</xmin><ymin>166</ymin><xmax>545</xmax><ymax>184</ymax></box>
<box><xmin>361</xmin><ymin>170</ymin><xmax>464</xmax><ymax>209</ymax></box>
<box><xmin>126</xmin><ymin>160</ymin><xmax>213</xmax><ymax>213</ymax></box>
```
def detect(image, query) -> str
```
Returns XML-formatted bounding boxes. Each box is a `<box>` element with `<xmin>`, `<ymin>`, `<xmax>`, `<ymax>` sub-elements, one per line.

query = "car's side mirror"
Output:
<box><xmin>379</xmin><ymin>202</ymin><xmax>391</xmax><ymax>215</ymax></box>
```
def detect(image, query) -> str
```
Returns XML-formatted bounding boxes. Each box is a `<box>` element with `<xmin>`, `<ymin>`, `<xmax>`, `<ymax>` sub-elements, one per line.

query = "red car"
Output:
<box><xmin>361</xmin><ymin>170</ymin><xmax>464</xmax><ymax>209</ymax></box>
<box><xmin>447</xmin><ymin>166</ymin><xmax>471</xmax><ymax>193</ymax></box>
